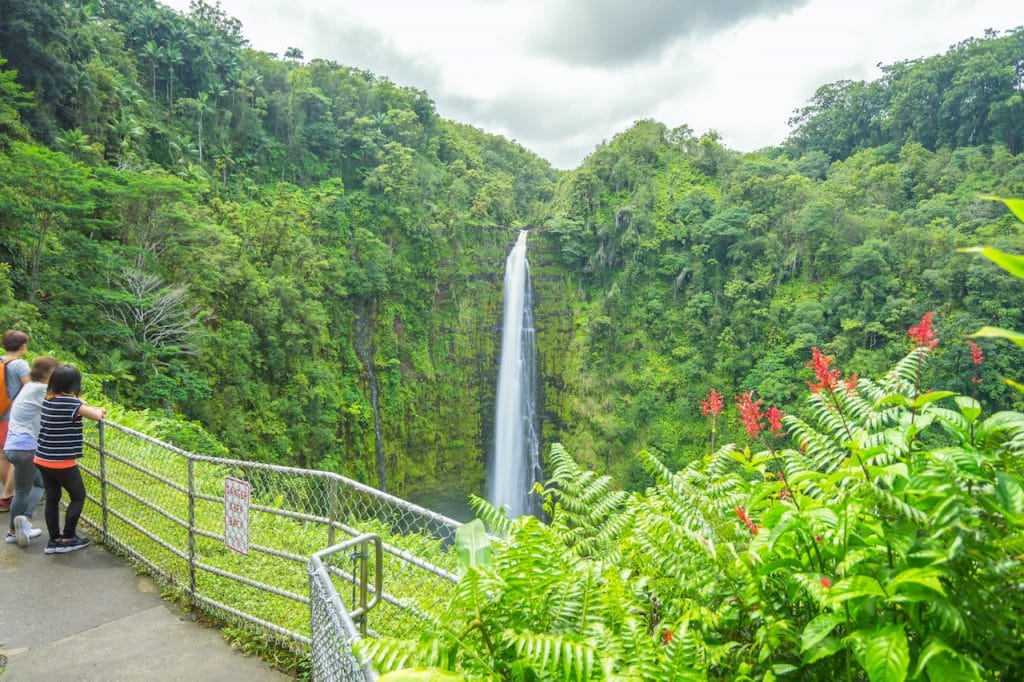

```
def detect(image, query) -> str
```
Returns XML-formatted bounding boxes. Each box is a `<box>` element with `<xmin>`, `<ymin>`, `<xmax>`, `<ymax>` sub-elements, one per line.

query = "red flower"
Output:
<box><xmin>700</xmin><ymin>387</ymin><xmax>724</xmax><ymax>417</ymax></box>
<box><xmin>820</xmin><ymin>577</ymin><xmax>832</xmax><ymax>589</ymax></box>
<box><xmin>766</xmin><ymin>406</ymin><xmax>785</xmax><ymax>436</ymax></box>
<box><xmin>662</xmin><ymin>629</ymin><xmax>674</xmax><ymax>644</ymax></box>
<box><xmin>735</xmin><ymin>391</ymin><xmax>765</xmax><ymax>439</ymax></box>
<box><xmin>908</xmin><ymin>311</ymin><xmax>939</xmax><ymax>349</ymax></box>
<box><xmin>734</xmin><ymin>505</ymin><xmax>759</xmax><ymax>536</ymax></box>
<box><xmin>968</xmin><ymin>341</ymin><xmax>984</xmax><ymax>366</ymax></box>
<box><xmin>845</xmin><ymin>374</ymin><xmax>859</xmax><ymax>394</ymax></box>
<box><xmin>806</xmin><ymin>348</ymin><xmax>842</xmax><ymax>393</ymax></box>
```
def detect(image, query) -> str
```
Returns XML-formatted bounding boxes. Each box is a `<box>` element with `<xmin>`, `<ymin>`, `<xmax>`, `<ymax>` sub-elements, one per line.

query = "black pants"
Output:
<box><xmin>37</xmin><ymin>464</ymin><xmax>86</xmax><ymax>540</ymax></box>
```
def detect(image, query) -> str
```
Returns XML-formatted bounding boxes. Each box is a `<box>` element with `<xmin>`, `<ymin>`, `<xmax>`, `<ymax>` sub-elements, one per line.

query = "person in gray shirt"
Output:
<box><xmin>1</xmin><ymin>330</ymin><xmax>31</xmax><ymax>510</ymax></box>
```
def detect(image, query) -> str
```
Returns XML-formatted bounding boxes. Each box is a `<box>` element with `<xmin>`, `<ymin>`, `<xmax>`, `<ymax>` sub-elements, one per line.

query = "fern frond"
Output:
<box><xmin>506</xmin><ymin>631</ymin><xmax>598</xmax><ymax>682</ymax></box>
<box><xmin>615</xmin><ymin>617</ymin><xmax>665</xmax><ymax>681</ymax></box>
<box><xmin>785</xmin><ymin>415</ymin><xmax>846</xmax><ymax>473</ymax></box>
<box><xmin>357</xmin><ymin>635</ymin><xmax>420</xmax><ymax>675</ymax></box>
<box><xmin>706</xmin><ymin>443</ymin><xmax>742</xmax><ymax>479</ymax></box>
<box><xmin>468</xmin><ymin>494</ymin><xmax>515</xmax><ymax>535</ymax></box>
<box><xmin>884</xmin><ymin>348</ymin><xmax>930</xmax><ymax>391</ymax></box>
<box><xmin>548</xmin><ymin>560</ymin><xmax>606</xmax><ymax>634</ymax></box>
<box><xmin>638</xmin><ymin>447</ymin><xmax>676</xmax><ymax>485</ymax></box>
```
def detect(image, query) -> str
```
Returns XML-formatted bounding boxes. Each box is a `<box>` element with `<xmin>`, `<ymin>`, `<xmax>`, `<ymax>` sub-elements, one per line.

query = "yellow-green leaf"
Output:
<box><xmin>978</xmin><ymin>194</ymin><xmax>1024</xmax><ymax>223</ymax></box>
<box><xmin>802</xmin><ymin>611</ymin><xmax>845</xmax><ymax>652</ymax></box>
<box><xmin>958</xmin><ymin>246</ymin><xmax>1024</xmax><ymax>280</ymax></box>
<box><xmin>969</xmin><ymin>326</ymin><xmax>1024</xmax><ymax>349</ymax></box>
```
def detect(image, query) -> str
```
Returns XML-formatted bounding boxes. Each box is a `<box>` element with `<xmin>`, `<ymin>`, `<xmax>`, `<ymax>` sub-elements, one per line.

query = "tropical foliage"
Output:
<box><xmin>364</xmin><ymin>320</ymin><xmax>1024</xmax><ymax>680</ymax></box>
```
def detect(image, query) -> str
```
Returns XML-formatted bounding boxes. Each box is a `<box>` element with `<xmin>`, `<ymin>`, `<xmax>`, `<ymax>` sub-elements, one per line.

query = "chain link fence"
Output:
<box><xmin>77</xmin><ymin>420</ymin><xmax>462</xmax><ymax>677</ymax></box>
<box><xmin>309</xmin><ymin>536</ymin><xmax>381</xmax><ymax>681</ymax></box>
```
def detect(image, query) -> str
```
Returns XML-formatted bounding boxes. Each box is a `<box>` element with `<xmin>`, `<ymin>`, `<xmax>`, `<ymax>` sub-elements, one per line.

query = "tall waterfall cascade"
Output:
<box><xmin>489</xmin><ymin>230</ymin><xmax>542</xmax><ymax>518</ymax></box>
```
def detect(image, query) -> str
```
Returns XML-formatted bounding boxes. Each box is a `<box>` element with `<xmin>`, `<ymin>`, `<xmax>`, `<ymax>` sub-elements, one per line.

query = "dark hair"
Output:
<box><xmin>47</xmin><ymin>364</ymin><xmax>82</xmax><ymax>396</ymax></box>
<box><xmin>3</xmin><ymin>330</ymin><xmax>29</xmax><ymax>352</ymax></box>
<box><xmin>30</xmin><ymin>356</ymin><xmax>60</xmax><ymax>382</ymax></box>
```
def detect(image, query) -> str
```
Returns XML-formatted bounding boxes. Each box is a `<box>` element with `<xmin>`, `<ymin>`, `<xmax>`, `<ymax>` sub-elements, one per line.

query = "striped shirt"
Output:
<box><xmin>35</xmin><ymin>395</ymin><xmax>84</xmax><ymax>468</ymax></box>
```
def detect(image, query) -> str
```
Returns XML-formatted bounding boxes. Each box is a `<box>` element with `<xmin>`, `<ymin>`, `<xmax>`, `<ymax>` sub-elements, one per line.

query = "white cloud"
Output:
<box><xmin>161</xmin><ymin>0</ymin><xmax>1021</xmax><ymax>168</ymax></box>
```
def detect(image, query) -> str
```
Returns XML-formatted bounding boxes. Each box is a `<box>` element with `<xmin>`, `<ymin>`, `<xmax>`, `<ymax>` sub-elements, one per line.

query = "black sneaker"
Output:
<box><xmin>55</xmin><ymin>535</ymin><xmax>90</xmax><ymax>553</ymax></box>
<box><xmin>44</xmin><ymin>538</ymin><xmax>62</xmax><ymax>554</ymax></box>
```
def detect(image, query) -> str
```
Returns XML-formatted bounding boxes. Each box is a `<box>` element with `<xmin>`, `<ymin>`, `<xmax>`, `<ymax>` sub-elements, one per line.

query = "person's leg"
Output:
<box><xmin>37</xmin><ymin>465</ymin><xmax>63</xmax><ymax>540</ymax></box>
<box><xmin>6</xmin><ymin>450</ymin><xmax>43</xmax><ymax>532</ymax></box>
<box><xmin>0</xmin><ymin>422</ymin><xmax>12</xmax><ymax>505</ymax></box>
<box><xmin>57</xmin><ymin>466</ymin><xmax>86</xmax><ymax>539</ymax></box>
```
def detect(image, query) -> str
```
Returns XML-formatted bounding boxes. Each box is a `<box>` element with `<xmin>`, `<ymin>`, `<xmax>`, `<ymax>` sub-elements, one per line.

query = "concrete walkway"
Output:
<box><xmin>0</xmin><ymin>529</ymin><xmax>290</xmax><ymax>681</ymax></box>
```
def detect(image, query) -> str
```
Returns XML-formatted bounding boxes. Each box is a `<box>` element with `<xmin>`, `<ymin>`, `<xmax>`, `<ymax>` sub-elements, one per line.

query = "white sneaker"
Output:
<box><xmin>14</xmin><ymin>515</ymin><xmax>40</xmax><ymax>546</ymax></box>
<box><xmin>4</xmin><ymin>533</ymin><xmax>15</xmax><ymax>544</ymax></box>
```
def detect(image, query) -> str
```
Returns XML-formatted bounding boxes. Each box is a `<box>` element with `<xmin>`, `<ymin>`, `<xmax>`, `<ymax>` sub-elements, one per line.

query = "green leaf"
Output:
<box><xmin>801</xmin><ymin>611</ymin><xmax>845</xmax><ymax>652</ymax></box>
<box><xmin>958</xmin><ymin>245</ymin><xmax>1024</xmax><ymax>280</ymax></box>
<box><xmin>977</xmin><ymin>194</ymin><xmax>1024</xmax><ymax>224</ymax></box>
<box><xmin>803</xmin><ymin>636</ymin><xmax>844</xmax><ymax>665</ymax></box>
<box><xmin>969</xmin><ymin>326</ymin><xmax>1024</xmax><ymax>349</ymax></box>
<box><xmin>455</xmin><ymin>519</ymin><xmax>491</xmax><ymax>570</ymax></box>
<box><xmin>886</xmin><ymin>566</ymin><xmax>946</xmax><ymax>597</ymax></box>
<box><xmin>851</xmin><ymin>624</ymin><xmax>909</xmax><ymax>682</ymax></box>
<box><xmin>954</xmin><ymin>396</ymin><xmax>981</xmax><ymax>423</ymax></box>
<box><xmin>909</xmin><ymin>391</ymin><xmax>956</xmax><ymax>408</ymax></box>
<box><xmin>828</xmin><ymin>575</ymin><xmax>887</xmax><ymax>604</ymax></box>
<box><xmin>995</xmin><ymin>472</ymin><xmax>1024</xmax><ymax>516</ymax></box>
<box><xmin>1003</xmin><ymin>377</ymin><xmax>1024</xmax><ymax>394</ymax></box>
<box><xmin>914</xmin><ymin>638</ymin><xmax>982</xmax><ymax>682</ymax></box>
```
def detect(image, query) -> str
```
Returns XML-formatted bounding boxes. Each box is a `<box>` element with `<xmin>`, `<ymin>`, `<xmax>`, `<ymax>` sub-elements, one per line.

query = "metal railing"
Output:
<box><xmin>76</xmin><ymin>420</ymin><xmax>462</xmax><ymax>673</ymax></box>
<box><xmin>309</xmin><ymin>535</ymin><xmax>383</xmax><ymax>681</ymax></box>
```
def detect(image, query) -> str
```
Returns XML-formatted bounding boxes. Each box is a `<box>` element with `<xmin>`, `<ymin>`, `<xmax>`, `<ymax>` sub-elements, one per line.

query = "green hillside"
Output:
<box><xmin>2</xmin><ymin>2</ymin><xmax>1023</xmax><ymax>504</ymax></box>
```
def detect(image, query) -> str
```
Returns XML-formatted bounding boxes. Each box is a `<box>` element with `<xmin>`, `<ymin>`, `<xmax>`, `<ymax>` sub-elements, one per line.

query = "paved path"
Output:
<box><xmin>0</xmin><ymin>530</ymin><xmax>290</xmax><ymax>681</ymax></box>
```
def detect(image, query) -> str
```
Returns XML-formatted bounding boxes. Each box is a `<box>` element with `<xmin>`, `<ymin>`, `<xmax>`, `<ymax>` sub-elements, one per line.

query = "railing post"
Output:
<box><xmin>358</xmin><ymin>538</ymin><xmax>369</xmax><ymax>637</ymax></box>
<box><xmin>99</xmin><ymin>421</ymin><xmax>108</xmax><ymax>543</ymax></box>
<box><xmin>328</xmin><ymin>477</ymin><xmax>338</xmax><ymax>547</ymax></box>
<box><xmin>187</xmin><ymin>457</ymin><xmax>197</xmax><ymax>606</ymax></box>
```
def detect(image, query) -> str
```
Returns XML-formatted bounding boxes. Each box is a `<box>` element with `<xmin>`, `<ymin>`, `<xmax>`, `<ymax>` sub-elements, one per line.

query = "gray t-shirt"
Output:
<box><xmin>2</xmin><ymin>356</ymin><xmax>30</xmax><ymax>421</ymax></box>
<box><xmin>5</xmin><ymin>381</ymin><xmax>46</xmax><ymax>447</ymax></box>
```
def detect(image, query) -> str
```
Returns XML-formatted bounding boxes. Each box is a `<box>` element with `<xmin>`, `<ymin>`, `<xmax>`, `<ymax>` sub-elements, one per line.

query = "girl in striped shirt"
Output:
<box><xmin>35</xmin><ymin>364</ymin><xmax>106</xmax><ymax>554</ymax></box>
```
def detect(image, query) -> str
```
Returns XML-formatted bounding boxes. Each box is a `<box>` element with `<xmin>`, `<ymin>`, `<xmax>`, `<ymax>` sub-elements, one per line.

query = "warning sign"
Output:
<box><xmin>224</xmin><ymin>476</ymin><xmax>250</xmax><ymax>556</ymax></box>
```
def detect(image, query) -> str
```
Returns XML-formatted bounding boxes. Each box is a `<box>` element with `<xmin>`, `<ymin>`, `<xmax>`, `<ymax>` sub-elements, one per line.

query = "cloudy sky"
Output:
<box><xmin>163</xmin><ymin>0</ymin><xmax>1020</xmax><ymax>168</ymax></box>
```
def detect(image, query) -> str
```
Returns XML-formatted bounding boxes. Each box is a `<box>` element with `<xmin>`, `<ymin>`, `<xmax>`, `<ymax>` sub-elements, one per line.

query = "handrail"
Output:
<box><xmin>76</xmin><ymin>419</ymin><xmax>461</xmax><ymax>665</ymax></box>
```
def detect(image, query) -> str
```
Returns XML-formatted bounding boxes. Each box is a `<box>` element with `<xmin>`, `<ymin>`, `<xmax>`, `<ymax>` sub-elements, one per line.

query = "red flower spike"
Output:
<box><xmin>820</xmin><ymin>577</ymin><xmax>832</xmax><ymax>589</ymax></box>
<box><xmin>766</xmin><ymin>406</ymin><xmax>785</xmax><ymax>436</ymax></box>
<box><xmin>908</xmin><ymin>311</ymin><xmax>939</xmax><ymax>349</ymax></box>
<box><xmin>662</xmin><ymin>630</ymin><xmax>674</xmax><ymax>645</ymax></box>
<box><xmin>700</xmin><ymin>387</ymin><xmax>724</xmax><ymax>417</ymax></box>
<box><xmin>969</xmin><ymin>342</ymin><xmax>984</xmax><ymax>366</ymax></box>
<box><xmin>806</xmin><ymin>347</ymin><xmax>842</xmax><ymax>393</ymax></box>
<box><xmin>735</xmin><ymin>391</ymin><xmax>765</xmax><ymax>439</ymax></box>
<box><xmin>845</xmin><ymin>374</ymin><xmax>858</xmax><ymax>394</ymax></box>
<box><xmin>734</xmin><ymin>505</ymin><xmax>759</xmax><ymax>536</ymax></box>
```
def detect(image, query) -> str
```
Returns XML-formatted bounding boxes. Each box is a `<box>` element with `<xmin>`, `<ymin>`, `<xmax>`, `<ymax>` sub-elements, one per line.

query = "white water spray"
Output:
<box><xmin>489</xmin><ymin>230</ymin><xmax>541</xmax><ymax>518</ymax></box>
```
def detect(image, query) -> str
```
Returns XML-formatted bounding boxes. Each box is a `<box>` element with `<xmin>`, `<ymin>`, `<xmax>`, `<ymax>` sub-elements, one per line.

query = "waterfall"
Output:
<box><xmin>489</xmin><ymin>230</ymin><xmax>542</xmax><ymax>518</ymax></box>
<box><xmin>355</xmin><ymin>305</ymin><xmax>386</xmax><ymax>492</ymax></box>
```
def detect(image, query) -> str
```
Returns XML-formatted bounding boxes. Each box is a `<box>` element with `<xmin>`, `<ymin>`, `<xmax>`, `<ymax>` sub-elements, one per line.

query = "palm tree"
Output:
<box><xmin>142</xmin><ymin>41</ymin><xmax>164</xmax><ymax>100</ymax></box>
<box><xmin>165</xmin><ymin>45</ymin><xmax>183</xmax><ymax>105</ymax></box>
<box><xmin>55</xmin><ymin>128</ymin><xmax>93</xmax><ymax>161</ymax></box>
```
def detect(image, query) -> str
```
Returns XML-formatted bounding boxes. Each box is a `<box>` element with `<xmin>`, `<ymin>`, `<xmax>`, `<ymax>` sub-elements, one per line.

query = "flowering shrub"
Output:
<box><xmin>363</xmin><ymin>335</ymin><xmax>1024</xmax><ymax>681</ymax></box>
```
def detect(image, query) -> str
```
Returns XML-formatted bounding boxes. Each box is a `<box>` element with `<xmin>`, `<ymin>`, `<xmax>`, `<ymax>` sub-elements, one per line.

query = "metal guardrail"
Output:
<box><xmin>309</xmin><ymin>535</ymin><xmax>383</xmax><ymax>681</ymax></box>
<box><xmin>76</xmin><ymin>420</ymin><xmax>461</xmax><ymax>673</ymax></box>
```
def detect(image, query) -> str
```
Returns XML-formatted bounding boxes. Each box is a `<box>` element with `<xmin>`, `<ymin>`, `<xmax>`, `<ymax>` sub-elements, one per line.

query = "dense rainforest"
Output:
<box><xmin>1</xmin><ymin>1</ymin><xmax>1024</xmax><ymax>515</ymax></box>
